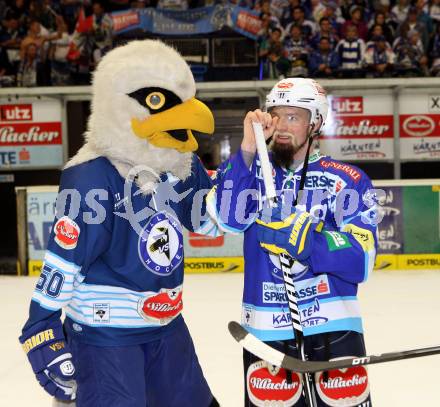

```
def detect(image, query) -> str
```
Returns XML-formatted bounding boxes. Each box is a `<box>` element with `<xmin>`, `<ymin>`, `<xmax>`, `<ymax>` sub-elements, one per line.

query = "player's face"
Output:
<box><xmin>270</xmin><ymin>106</ymin><xmax>310</xmax><ymax>149</ymax></box>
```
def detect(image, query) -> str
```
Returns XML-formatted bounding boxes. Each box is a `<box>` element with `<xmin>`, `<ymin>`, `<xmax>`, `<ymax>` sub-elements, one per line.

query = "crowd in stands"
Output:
<box><xmin>257</xmin><ymin>0</ymin><xmax>440</xmax><ymax>78</ymax></box>
<box><xmin>1</xmin><ymin>0</ymin><xmax>440</xmax><ymax>87</ymax></box>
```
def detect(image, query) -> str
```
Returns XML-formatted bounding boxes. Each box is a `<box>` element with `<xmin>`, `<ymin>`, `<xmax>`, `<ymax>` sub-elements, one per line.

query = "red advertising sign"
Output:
<box><xmin>0</xmin><ymin>100</ymin><xmax>63</xmax><ymax>170</ymax></box>
<box><xmin>112</xmin><ymin>11</ymin><xmax>140</xmax><ymax>33</ymax></box>
<box><xmin>0</xmin><ymin>123</ymin><xmax>62</xmax><ymax>146</ymax></box>
<box><xmin>400</xmin><ymin>114</ymin><xmax>440</xmax><ymax>138</ymax></box>
<box><xmin>188</xmin><ymin>232</ymin><xmax>224</xmax><ymax>247</ymax></box>
<box><xmin>399</xmin><ymin>93</ymin><xmax>440</xmax><ymax>159</ymax></box>
<box><xmin>321</xmin><ymin>94</ymin><xmax>394</xmax><ymax>161</ymax></box>
<box><xmin>323</xmin><ymin>115</ymin><xmax>393</xmax><ymax>139</ymax></box>
<box><xmin>235</xmin><ymin>11</ymin><xmax>261</xmax><ymax>36</ymax></box>
<box><xmin>330</xmin><ymin>96</ymin><xmax>363</xmax><ymax>115</ymax></box>
<box><xmin>0</xmin><ymin>104</ymin><xmax>33</xmax><ymax>121</ymax></box>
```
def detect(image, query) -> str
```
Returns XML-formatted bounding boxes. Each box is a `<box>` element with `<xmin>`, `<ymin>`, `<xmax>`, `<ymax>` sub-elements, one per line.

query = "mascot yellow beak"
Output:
<box><xmin>130</xmin><ymin>95</ymin><xmax>214</xmax><ymax>153</ymax></box>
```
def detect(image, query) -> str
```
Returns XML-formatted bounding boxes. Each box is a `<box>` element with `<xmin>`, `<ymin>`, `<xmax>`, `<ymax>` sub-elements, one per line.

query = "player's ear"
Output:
<box><xmin>311</xmin><ymin>114</ymin><xmax>323</xmax><ymax>136</ymax></box>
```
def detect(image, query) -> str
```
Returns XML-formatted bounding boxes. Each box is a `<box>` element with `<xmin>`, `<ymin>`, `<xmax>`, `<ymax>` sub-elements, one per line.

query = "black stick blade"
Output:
<box><xmin>228</xmin><ymin>321</ymin><xmax>440</xmax><ymax>374</ymax></box>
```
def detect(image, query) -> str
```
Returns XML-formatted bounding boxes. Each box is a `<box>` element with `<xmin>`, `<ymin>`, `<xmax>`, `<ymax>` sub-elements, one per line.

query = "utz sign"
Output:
<box><xmin>322</xmin><ymin>94</ymin><xmax>394</xmax><ymax>161</ymax></box>
<box><xmin>0</xmin><ymin>99</ymin><xmax>64</xmax><ymax>170</ymax></box>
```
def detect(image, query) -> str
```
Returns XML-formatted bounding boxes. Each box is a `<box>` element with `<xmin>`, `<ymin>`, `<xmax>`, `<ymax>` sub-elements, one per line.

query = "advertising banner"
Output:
<box><xmin>26</xmin><ymin>188</ymin><xmax>58</xmax><ymax>262</ymax></box>
<box><xmin>399</xmin><ymin>92</ymin><xmax>440</xmax><ymax>159</ymax></box>
<box><xmin>376</xmin><ymin>186</ymin><xmax>403</xmax><ymax>254</ymax></box>
<box><xmin>24</xmin><ymin>182</ymin><xmax>440</xmax><ymax>275</ymax></box>
<box><xmin>111</xmin><ymin>5</ymin><xmax>261</xmax><ymax>40</ymax></box>
<box><xmin>0</xmin><ymin>99</ymin><xmax>64</xmax><ymax>170</ymax></box>
<box><xmin>320</xmin><ymin>94</ymin><xmax>394</xmax><ymax>161</ymax></box>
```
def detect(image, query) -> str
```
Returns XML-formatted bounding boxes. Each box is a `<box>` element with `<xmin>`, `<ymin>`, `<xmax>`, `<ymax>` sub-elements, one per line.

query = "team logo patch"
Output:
<box><xmin>137</xmin><ymin>286</ymin><xmax>183</xmax><ymax>324</ymax></box>
<box><xmin>54</xmin><ymin>216</ymin><xmax>80</xmax><ymax>250</ymax></box>
<box><xmin>315</xmin><ymin>363</ymin><xmax>369</xmax><ymax>407</ymax></box>
<box><xmin>60</xmin><ymin>360</ymin><xmax>75</xmax><ymax>376</ymax></box>
<box><xmin>93</xmin><ymin>303</ymin><xmax>110</xmax><ymax>323</ymax></box>
<box><xmin>247</xmin><ymin>360</ymin><xmax>302</xmax><ymax>407</ymax></box>
<box><xmin>138</xmin><ymin>211</ymin><xmax>183</xmax><ymax>276</ymax></box>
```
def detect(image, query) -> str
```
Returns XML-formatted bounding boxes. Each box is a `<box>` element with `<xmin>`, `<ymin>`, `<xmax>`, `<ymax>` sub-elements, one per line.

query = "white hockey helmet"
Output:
<box><xmin>265</xmin><ymin>78</ymin><xmax>329</xmax><ymax>135</ymax></box>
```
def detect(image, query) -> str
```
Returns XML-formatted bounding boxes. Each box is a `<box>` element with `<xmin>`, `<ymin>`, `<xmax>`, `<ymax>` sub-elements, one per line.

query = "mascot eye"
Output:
<box><xmin>145</xmin><ymin>92</ymin><xmax>165</xmax><ymax>110</ymax></box>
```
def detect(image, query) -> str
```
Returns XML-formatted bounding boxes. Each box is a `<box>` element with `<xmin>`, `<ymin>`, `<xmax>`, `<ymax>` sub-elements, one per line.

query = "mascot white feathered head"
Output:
<box><xmin>67</xmin><ymin>40</ymin><xmax>214</xmax><ymax>192</ymax></box>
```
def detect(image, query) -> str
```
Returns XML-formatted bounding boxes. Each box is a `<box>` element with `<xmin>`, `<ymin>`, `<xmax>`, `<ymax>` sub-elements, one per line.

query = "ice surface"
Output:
<box><xmin>2</xmin><ymin>270</ymin><xmax>440</xmax><ymax>406</ymax></box>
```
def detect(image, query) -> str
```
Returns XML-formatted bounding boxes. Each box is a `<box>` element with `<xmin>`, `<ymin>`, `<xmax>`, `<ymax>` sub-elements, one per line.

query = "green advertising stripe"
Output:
<box><xmin>403</xmin><ymin>186</ymin><xmax>440</xmax><ymax>254</ymax></box>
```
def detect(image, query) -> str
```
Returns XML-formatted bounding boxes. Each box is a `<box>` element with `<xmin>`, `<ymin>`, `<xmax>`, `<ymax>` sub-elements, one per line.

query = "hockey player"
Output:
<box><xmin>207</xmin><ymin>78</ymin><xmax>378</xmax><ymax>406</ymax></box>
<box><xmin>19</xmin><ymin>40</ymin><xmax>219</xmax><ymax>407</ymax></box>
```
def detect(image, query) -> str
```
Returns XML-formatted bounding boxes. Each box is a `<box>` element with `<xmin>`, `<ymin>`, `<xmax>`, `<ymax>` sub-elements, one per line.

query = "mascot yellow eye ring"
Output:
<box><xmin>145</xmin><ymin>92</ymin><xmax>165</xmax><ymax>110</ymax></box>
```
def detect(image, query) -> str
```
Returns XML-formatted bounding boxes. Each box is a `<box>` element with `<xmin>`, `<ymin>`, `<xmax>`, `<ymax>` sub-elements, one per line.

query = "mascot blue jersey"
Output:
<box><xmin>23</xmin><ymin>155</ymin><xmax>213</xmax><ymax>346</ymax></box>
<box><xmin>207</xmin><ymin>149</ymin><xmax>378</xmax><ymax>342</ymax></box>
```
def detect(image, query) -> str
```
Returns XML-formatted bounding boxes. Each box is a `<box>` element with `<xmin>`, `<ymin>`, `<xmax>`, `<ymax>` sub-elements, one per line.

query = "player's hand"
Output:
<box><xmin>19</xmin><ymin>320</ymin><xmax>77</xmax><ymax>401</ymax></box>
<box><xmin>241</xmin><ymin>109</ymin><xmax>278</xmax><ymax>154</ymax></box>
<box><xmin>256</xmin><ymin>205</ymin><xmax>323</xmax><ymax>261</ymax></box>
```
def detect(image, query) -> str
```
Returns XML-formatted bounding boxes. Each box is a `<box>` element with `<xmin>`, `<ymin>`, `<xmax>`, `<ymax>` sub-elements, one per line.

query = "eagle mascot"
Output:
<box><xmin>19</xmin><ymin>40</ymin><xmax>220</xmax><ymax>407</ymax></box>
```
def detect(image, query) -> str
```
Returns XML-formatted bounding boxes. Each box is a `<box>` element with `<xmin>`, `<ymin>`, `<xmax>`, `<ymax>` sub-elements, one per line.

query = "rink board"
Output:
<box><xmin>21</xmin><ymin>180</ymin><xmax>440</xmax><ymax>276</ymax></box>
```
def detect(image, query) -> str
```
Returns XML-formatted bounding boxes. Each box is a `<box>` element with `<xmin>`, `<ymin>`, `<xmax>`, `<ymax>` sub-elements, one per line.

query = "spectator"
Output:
<box><xmin>349</xmin><ymin>0</ymin><xmax>373</xmax><ymax>21</ymax></box>
<box><xmin>90</xmin><ymin>0</ymin><xmax>113</xmax><ymax>65</ymax></box>
<box><xmin>368</xmin><ymin>11</ymin><xmax>395</xmax><ymax>44</ymax></box>
<box><xmin>17</xmin><ymin>43</ymin><xmax>41</xmax><ymax>87</ymax></box>
<box><xmin>20</xmin><ymin>20</ymin><xmax>58</xmax><ymax>60</ymax></box>
<box><xmin>398</xmin><ymin>6</ymin><xmax>429</xmax><ymax>51</ymax></box>
<box><xmin>259</xmin><ymin>27</ymin><xmax>283</xmax><ymax>60</ymax></box>
<box><xmin>336</xmin><ymin>24</ymin><xmax>366</xmax><ymax>77</ymax></box>
<box><xmin>270</xmin><ymin>0</ymin><xmax>290</xmax><ymax>21</ymax></box>
<box><xmin>262</xmin><ymin>43</ymin><xmax>290</xmax><ymax>78</ymax></box>
<box><xmin>257</xmin><ymin>13</ymin><xmax>274</xmax><ymax>40</ymax></box>
<box><xmin>3</xmin><ymin>0</ymin><xmax>28</xmax><ymax>28</ymax></box>
<box><xmin>28</xmin><ymin>0</ymin><xmax>59</xmax><ymax>32</ymax></box>
<box><xmin>430</xmin><ymin>23</ymin><xmax>440</xmax><ymax>75</ymax></box>
<box><xmin>0</xmin><ymin>13</ymin><xmax>25</xmax><ymax>74</ymax></box>
<box><xmin>340</xmin><ymin>5</ymin><xmax>368</xmax><ymax>40</ymax></box>
<box><xmin>366</xmin><ymin>24</ymin><xmax>386</xmax><ymax>48</ymax></box>
<box><xmin>59</xmin><ymin>0</ymin><xmax>82</xmax><ymax>31</ymax></box>
<box><xmin>285</xmin><ymin>6</ymin><xmax>316</xmax><ymax>40</ymax></box>
<box><xmin>391</xmin><ymin>0</ymin><xmax>410</xmax><ymax>25</ymax></box>
<box><xmin>414</xmin><ymin>0</ymin><xmax>434</xmax><ymax>37</ymax></box>
<box><xmin>279</xmin><ymin>0</ymin><xmax>301</xmax><ymax>26</ymax></box>
<box><xmin>322</xmin><ymin>1</ymin><xmax>345</xmax><ymax>34</ymax></box>
<box><xmin>365</xmin><ymin>35</ymin><xmax>396</xmax><ymax>77</ymax></box>
<box><xmin>311</xmin><ymin>0</ymin><xmax>326</xmax><ymax>24</ymax></box>
<box><xmin>283</xmin><ymin>24</ymin><xmax>308</xmax><ymax>76</ymax></box>
<box><xmin>309</xmin><ymin>36</ymin><xmax>340</xmax><ymax>77</ymax></box>
<box><xmin>256</xmin><ymin>1</ymin><xmax>282</xmax><ymax>33</ymax></box>
<box><xmin>48</xmin><ymin>16</ymin><xmax>72</xmax><ymax>85</ymax></box>
<box><xmin>310</xmin><ymin>16</ymin><xmax>339</xmax><ymax>49</ymax></box>
<box><xmin>394</xmin><ymin>29</ymin><xmax>429</xmax><ymax>76</ymax></box>
<box><xmin>0</xmin><ymin>47</ymin><xmax>15</xmax><ymax>87</ymax></box>
<box><xmin>430</xmin><ymin>0</ymin><xmax>440</xmax><ymax>27</ymax></box>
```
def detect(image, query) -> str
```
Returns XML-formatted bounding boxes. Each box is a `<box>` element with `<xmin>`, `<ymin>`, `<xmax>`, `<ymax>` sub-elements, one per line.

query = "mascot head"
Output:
<box><xmin>68</xmin><ymin>40</ymin><xmax>214</xmax><ymax>191</ymax></box>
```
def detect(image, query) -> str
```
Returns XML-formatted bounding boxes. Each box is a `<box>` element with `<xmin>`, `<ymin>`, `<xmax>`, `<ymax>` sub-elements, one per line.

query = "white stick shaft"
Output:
<box><xmin>252</xmin><ymin>122</ymin><xmax>277</xmax><ymax>205</ymax></box>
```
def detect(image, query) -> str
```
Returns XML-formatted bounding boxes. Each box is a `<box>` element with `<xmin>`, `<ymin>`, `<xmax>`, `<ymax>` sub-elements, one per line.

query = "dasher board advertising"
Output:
<box><xmin>400</xmin><ymin>93</ymin><xmax>440</xmax><ymax>159</ymax></box>
<box><xmin>320</xmin><ymin>94</ymin><xmax>394</xmax><ymax>161</ymax></box>
<box><xmin>0</xmin><ymin>99</ymin><xmax>63</xmax><ymax>170</ymax></box>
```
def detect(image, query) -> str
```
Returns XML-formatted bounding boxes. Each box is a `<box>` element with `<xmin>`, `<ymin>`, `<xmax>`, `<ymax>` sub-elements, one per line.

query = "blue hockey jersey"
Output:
<box><xmin>207</xmin><ymin>149</ymin><xmax>379</xmax><ymax>342</ymax></box>
<box><xmin>23</xmin><ymin>155</ymin><xmax>213</xmax><ymax>346</ymax></box>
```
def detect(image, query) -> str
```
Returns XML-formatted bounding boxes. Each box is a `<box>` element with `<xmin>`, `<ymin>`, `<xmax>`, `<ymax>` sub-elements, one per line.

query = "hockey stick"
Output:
<box><xmin>252</xmin><ymin>122</ymin><xmax>318</xmax><ymax>407</ymax></box>
<box><xmin>229</xmin><ymin>321</ymin><xmax>440</xmax><ymax>373</ymax></box>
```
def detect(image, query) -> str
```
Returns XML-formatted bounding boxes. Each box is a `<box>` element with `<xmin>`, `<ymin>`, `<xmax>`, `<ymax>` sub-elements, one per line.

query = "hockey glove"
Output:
<box><xmin>19</xmin><ymin>320</ymin><xmax>77</xmax><ymax>401</ymax></box>
<box><xmin>256</xmin><ymin>206</ymin><xmax>323</xmax><ymax>261</ymax></box>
